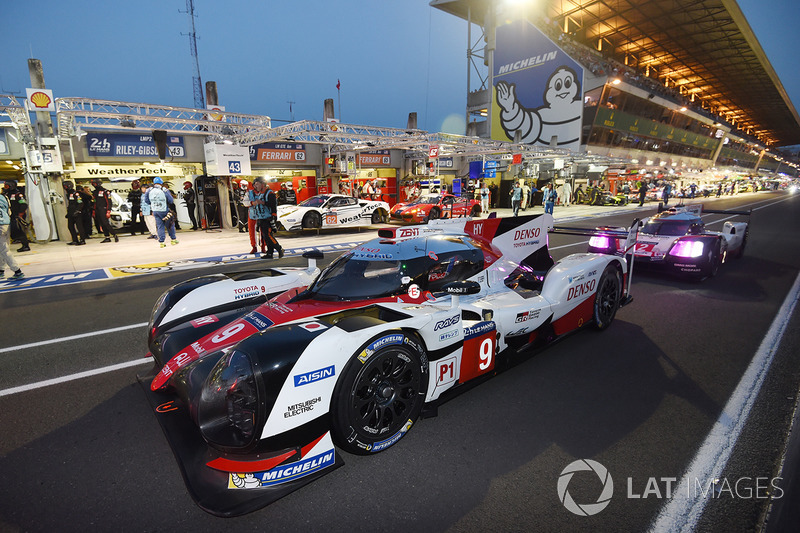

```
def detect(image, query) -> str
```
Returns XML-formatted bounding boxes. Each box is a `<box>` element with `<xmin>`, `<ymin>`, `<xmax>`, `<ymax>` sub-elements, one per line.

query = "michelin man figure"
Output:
<box><xmin>496</xmin><ymin>66</ymin><xmax>582</xmax><ymax>148</ymax></box>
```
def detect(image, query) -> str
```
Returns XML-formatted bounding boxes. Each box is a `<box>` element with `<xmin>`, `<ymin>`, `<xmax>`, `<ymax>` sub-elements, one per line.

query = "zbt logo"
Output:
<box><xmin>557</xmin><ymin>459</ymin><xmax>614</xmax><ymax>516</ymax></box>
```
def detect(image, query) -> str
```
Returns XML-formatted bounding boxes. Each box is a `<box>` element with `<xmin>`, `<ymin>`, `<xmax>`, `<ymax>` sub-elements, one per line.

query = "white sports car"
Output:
<box><xmin>276</xmin><ymin>194</ymin><xmax>390</xmax><ymax>231</ymax></box>
<box><xmin>140</xmin><ymin>213</ymin><xmax>636</xmax><ymax>516</ymax></box>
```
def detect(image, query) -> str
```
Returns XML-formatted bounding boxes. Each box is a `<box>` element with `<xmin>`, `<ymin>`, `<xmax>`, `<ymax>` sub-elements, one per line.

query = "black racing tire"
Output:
<box><xmin>331</xmin><ymin>333</ymin><xmax>428</xmax><ymax>455</ymax></box>
<box><xmin>371</xmin><ymin>209</ymin><xmax>386</xmax><ymax>224</ymax></box>
<box><xmin>303</xmin><ymin>211</ymin><xmax>322</xmax><ymax>229</ymax></box>
<box><xmin>426</xmin><ymin>207</ymin><xmax>441</xmax><ymax>222</ymax></box>
<box><xmin>701</xmin><ymin>240</ymin><xmax>722</xmax><ymax>278</ymax></box>
<box><xmin>470</xmin><ymin>205</ymin><xmax>481</xmax><ymax>218</ymax></box>
<box><xmin>593</xmin><ymin>264</ymin><xmax>622</xmax><ymax>330</ymax></box>
<box><xmin>735</xmin><ymin>229</ymin><xmax>748</xmax><ymax>259</ymax></box>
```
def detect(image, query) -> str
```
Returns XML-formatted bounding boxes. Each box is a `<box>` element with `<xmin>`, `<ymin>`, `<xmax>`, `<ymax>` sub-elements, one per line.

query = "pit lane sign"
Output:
<box><xmin>87</xmin><ymin>133</ymin><xmax>186</xmax><ymax>158</ymax></box>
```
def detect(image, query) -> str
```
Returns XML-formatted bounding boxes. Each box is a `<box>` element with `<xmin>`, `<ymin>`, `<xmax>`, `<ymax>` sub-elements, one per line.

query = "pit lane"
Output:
<box><xmin>0</xmin><ymin>191</ymin><xmax>798</xmax><ymax>532</ymax></box>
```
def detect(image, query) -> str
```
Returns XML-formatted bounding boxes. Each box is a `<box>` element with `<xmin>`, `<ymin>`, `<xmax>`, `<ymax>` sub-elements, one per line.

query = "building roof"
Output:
<box><xmin>431</xmin><ymin>0</ymin><xmax>800</xmax><ymax>147</ymax></box>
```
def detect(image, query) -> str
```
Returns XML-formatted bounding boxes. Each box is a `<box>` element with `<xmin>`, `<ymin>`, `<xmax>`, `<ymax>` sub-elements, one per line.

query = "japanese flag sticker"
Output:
<box><xmin>300</xmin><ymin>322</ymin><xmax>328</xmax><ymax>332</ymax></box>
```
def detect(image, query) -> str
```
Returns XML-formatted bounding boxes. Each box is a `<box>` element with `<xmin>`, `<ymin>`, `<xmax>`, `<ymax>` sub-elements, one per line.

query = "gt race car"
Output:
<box><xmin>390</xmin><ymin>193</ymin><xmax>482</xmax><ymax>223</ymax></box>
<box><xmin>276</xmin><ymin>194</ymin><xmax>390</xmax><ymax>231</ymax></box>
<box><xmin>139</xmin><ymin>213</ymin><xmax>637</xmax><ymax>516</ymax></box>
<box><xmin>586</xmin><ymin>203</ymin><xmax>749</xmax><ymax>279</ymax></box>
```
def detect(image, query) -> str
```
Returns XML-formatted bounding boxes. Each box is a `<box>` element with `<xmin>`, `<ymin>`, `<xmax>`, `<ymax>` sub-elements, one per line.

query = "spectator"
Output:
<box><xmin>510</xmin><ymin>181</ymin><xmax>522</xmax><ymax>217</ymax></box>
<box><xmin>543</xmin><ymin>182</ymin><xmax>557</xmax><ymax>215</ymax></box>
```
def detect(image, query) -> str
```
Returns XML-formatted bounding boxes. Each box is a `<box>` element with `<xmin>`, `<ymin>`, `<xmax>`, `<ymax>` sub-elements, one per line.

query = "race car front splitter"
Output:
<box><xmin>138</xmin><ymin>369</ymin><xmax>344</xmax><ymax>517</ymax></box>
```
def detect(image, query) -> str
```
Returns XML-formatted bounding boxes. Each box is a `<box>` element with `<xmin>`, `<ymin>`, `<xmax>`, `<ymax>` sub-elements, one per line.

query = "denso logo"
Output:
<box><xmin>567</xmin><ymin>279</ymin><xmax>597</xmax><ymax>301</ymax></box>
<box><xmin>433</xmin><ymin>314</ymin><xmax>460</xmax><ymax>331</ymax></box>
<box><xmin>514</xmin><ymin>228</ymin><xmax>541</xmax><ymax>240</ymax></box>
<box><xmin>294</xmin><ymin>365</ymin><xmax>336</xmax><ymax>387</ymax></box>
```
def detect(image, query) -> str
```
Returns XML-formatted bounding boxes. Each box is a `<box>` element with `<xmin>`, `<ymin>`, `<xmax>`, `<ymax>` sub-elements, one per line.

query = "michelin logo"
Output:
<box><xmin>254</xmin><ymin>450</ymin><xmax>335</xmax><ymax>487</ymax></box>
<box><xmin>370</xmin><ymin>420</ymin><xmax>414</xmax><ymax>453</ymax></box>
<box><xmin>358</xmin><ymin>334</ymin><xmax>405</xmax><ymax>363</ymax></box>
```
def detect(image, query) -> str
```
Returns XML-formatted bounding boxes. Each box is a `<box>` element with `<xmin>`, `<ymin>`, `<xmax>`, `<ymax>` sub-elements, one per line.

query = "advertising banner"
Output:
<box><xmin>249</xmin><ymin>142</ymin><xmax>307</xmax><ymax>163</ymax></box>
<box><xmin>357</xmin><ymin>150</ymin><xmax>391</xmax><ymax>167</ymax></box>
<box><xmin>87</xmin><ymin>133</ymin><xmax>186</xmax><ymax>158</ymax></box>
<box><xmin>26</xmin><ymin>88</ymin><xmax>55</xmax><ymax>112</ymax></box>
<box><xmin>204</xmin><ymin>142</ymin><xmax>251</xmax><ymax>176</ymax></box>
<box><xmin>492</xmin><ymin>20</ymin><xmax>584</xmax><ymax>151</ymax></box>
<box><xmin>72</xmin><ymin>163</ymin><xmax>198</xmax><ymax>181</ymax></box>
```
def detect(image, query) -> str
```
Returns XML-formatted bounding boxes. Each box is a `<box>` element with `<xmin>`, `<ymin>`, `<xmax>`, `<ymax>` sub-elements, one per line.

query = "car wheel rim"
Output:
<box><xmin>351</xmin><ymin>348</ymin><xmax>421</xmax><ymax>435</ymax></box>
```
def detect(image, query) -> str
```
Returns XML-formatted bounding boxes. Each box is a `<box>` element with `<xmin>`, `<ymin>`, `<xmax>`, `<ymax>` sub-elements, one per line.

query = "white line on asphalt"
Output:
<box><xmin>0</xmin><ymin>322</ymin><xmax>149</xmax><ymax>354</ymax></box>
<box><xmin>0</xmin><ymin>358</ymin><xmax>152</xmax><ymax>398</ymax></box>
<box><xmin>649</xmin><ymin>270</ymin><xmax>800</xmax><ymax>532</ymax></box>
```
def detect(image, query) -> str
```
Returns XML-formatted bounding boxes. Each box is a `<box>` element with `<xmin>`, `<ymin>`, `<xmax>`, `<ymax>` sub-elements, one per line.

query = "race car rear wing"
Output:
<box><xmin>550</xmin><ymin>218</ymin><xmax>640</xmax><ymax>301</ymax></box>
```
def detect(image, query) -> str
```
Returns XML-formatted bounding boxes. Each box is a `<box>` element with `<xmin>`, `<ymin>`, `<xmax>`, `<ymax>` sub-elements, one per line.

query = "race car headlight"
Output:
<box><xmin>198</xmin><ymin>349</ymin><xmax>261</xmax><ymax>450</ymax></box>
<box><xmin>589</xmin><ymin>236</ymin><xmax>611</xmax><ymax>248</ymax></box>
<box><xmin>670</xmin><ymin>240</ymin><xmax>704</xmax><ymax>258</ymax></box>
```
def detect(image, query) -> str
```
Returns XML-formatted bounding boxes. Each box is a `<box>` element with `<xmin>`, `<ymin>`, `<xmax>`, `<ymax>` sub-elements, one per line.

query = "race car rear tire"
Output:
<box><xmin>331</xmin><ymin>334</ymin><xmax>428</xmax><ymax>455</ymax></box>
<box><xmin>426</xmin><ymin>207</ymin><xmax>441</xmax><ymax>222</ymax></box>
<box><xmin>734</xmin><ymin>229</ymin><xmax>748</xmax><ymax>259</ymax></box>
<box><xmin>303</xmin><ymin>211</ymin><xmax>322</xmax><ymax>229</ymax></box>
<box><xmin>470</xmin><ymin>205</ymin><xmax>481</xmax><ymax>217</ymax></box>
<box><xmin>592</xmin><ymin>264</ymin><xmax>622</xmax><ymax>330</ymax></box>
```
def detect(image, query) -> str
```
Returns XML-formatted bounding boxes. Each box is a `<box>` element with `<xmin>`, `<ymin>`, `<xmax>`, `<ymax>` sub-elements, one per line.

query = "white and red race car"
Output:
<box><xmin>140</xmin><ymin>213</ymin><xmax>636</xmax><ymax>516</ymax></box>
<box><xmin>587</xmin><ymin>203</ymin><xmax>749</xmax><ymax>279</ymax></box>
<box><xmin>276</xmin><ymin>194</ymin><xmax>390</xmax><ymax>231</ymax></box>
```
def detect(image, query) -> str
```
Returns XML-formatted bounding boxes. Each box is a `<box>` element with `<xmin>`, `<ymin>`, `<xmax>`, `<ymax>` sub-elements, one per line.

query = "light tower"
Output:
<box><xmin>183</xmin><ymin>0</ymin><xmax>205</xmax><ymax>109</ymax></box>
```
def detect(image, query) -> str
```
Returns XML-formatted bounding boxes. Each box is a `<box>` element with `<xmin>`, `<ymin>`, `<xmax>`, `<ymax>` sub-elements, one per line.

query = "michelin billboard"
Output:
<box><xmin>492</xmin><ymin>20</ymin><xmax>584</xmax><ymax>151</ymax></box>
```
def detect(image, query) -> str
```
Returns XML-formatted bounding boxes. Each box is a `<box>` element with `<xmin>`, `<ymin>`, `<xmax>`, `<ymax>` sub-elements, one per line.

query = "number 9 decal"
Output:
<box><xmin>478</xmin><ymin>338</ymin><xmax>494</xmax><ymax>371</ymax></box>
<box><xmin>211</xmin><ymin>323</ymin><xmax>246</xmax><ymax>344</ymax></box>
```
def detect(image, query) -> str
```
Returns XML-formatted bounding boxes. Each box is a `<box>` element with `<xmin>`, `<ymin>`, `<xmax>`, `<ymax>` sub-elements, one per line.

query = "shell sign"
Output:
<box><xmin>26</xmin><ymin>88</ymin><xmax>56</xmax><ymax>112</ymax></box>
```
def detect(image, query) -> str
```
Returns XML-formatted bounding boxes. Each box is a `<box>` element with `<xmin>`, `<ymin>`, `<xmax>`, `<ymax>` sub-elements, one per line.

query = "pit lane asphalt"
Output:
<box><xmin>1</xmin><ymin>191</ymin><xmax>798</xmax><ymax>532</ymax></box>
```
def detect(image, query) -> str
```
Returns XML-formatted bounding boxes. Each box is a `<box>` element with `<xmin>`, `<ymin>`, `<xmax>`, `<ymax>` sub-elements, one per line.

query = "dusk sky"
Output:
<box><xmin>1</xmin><ymin>0</ymin><xmax>798</xmax><ymax>145</ymax></box>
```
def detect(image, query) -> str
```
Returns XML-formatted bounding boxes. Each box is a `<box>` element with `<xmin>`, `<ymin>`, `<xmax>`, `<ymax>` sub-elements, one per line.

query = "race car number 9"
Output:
<box><xmin>211</xmin><ymin>323</ymin><xmax>246</xmax><ymax>344</ymax></box>
<box><xmin>459</xmin><ymin>330</ymin><xmax>495</xmax><ymax>382</ymax></box>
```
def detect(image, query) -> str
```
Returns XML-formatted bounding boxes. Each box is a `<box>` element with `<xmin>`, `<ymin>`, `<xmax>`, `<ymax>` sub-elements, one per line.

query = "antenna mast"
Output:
<box><xmin>184</xmin><ymin>0</ymin><xmax>205</xmax><ymax>109</ymax></box>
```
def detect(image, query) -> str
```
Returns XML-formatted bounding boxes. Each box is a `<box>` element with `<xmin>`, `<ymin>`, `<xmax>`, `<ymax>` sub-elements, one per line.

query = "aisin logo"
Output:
<box><xmin>557</xmin><ymin>459</ymin><xmax>614</xmax><ymax>516</ymax></box>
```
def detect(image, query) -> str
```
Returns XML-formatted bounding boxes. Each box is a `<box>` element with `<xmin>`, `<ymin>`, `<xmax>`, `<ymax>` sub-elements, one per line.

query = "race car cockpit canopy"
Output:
<box><xmin>642</xmin><ymin>212</ymin><xmax>703</xmax><ymax>236</ymax></box>
<box><xmin>304</xmin><ymin>235</ymin><xmax>485</xmax><ymax>301</ymax></box>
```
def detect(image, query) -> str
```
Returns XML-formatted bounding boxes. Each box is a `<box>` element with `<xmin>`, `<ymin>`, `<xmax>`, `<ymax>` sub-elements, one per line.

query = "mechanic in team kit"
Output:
<box><xmin>3</xmin><ymin>180</ymin><xmax>30</xmax><ymax>252</ymax></box>
<box><xmin>63</xmin><ymin>181</ymin><xmax>86</xmax><ymax>245</ymax></box>
<box><xmin>90</xmin><ymin>178</ymin><xmax>118</xmax><ymax>243</ymax></box>
<box><xmin>76</xmin><ymin>185</ymin><xmax>94</xmax><ymax>238</ymax></box>
<box><xmin>0</xmin><ymin>182</ymin><xmax>24</xmax><ymax>279</ymax></box>
<box><xmin>144</xmin><ymin>177</ymin><xmax>178</xmax><ymax>248</ymax></box>
<box><xmin>248</xmin><ymin>177</ymin><xmax>283</xmax><ymax>259</ymax></box>
<box><xmin>182</xmin><ymin>181</ymin><xmax>199</xmax><ymax>230</ymax></box>
<box><xmin>127</xmin><ymin>180</ymin><xmax>144</xmax><ymax>235</ymax></box>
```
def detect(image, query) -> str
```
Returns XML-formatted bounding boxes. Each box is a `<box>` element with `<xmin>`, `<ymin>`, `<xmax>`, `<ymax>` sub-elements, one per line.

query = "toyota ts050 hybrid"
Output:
<box><xmin>587</xmin><ymin>203</ymin><xmax>749</xmax><ymax>279</ymax></box>
<box><xmin>139</xmin><ymin>213</ymin><xmax>637</xmax><ymax>516</ymax></box>
<box><xmin>276</xmin><ymin>194</ymin><xmax>390</xmax><ymax>231</ymax></box>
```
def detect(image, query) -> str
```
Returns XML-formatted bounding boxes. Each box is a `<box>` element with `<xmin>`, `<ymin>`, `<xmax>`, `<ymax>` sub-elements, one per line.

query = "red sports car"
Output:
<box><xmin>390</xmin><ymin>193</ymin><xmax>482</xmax><ymax>223</ymax></box>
